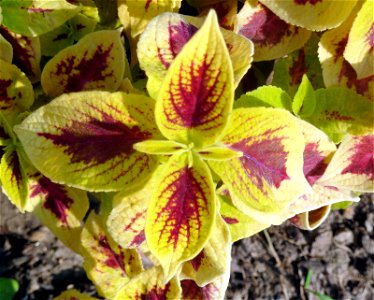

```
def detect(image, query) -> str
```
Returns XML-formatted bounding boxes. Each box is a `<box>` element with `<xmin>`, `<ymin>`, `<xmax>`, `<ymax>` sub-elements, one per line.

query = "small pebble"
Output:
<box><xmin>334</xmin><ymin>230</ymin><xmax>354</xmax><ymax>245</ymax></box>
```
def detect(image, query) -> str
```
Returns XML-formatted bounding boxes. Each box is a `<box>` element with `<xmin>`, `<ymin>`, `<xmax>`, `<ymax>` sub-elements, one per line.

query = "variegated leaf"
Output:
<box><xmin>259</xmin><ymin>0</ymin><xmax>358</xmax><ymax>31</ymax></box>
<box><xmin>0</xmin><ymin>59</ymin><xmax>34</xmax><ymax>124</ymax></box>
<box><xmin>0</xmin><ymin>33</ymin><xmax>13</xmax><ymax>62</ymax></box>
<box><xmin>0</xmin><ymin>0</ymin><xmax>81</xmax><ymax>37</ymax></box>
<box><xmin>209</xmin><ymin>107</ymin><xmax>311</xmax><ymax>224</ymax></box>
<box><xmin>318</xmin><ymin>7</ymin><xmax>373</xmax><ymax>100</ymax></box>
<box><xmin>0</xmin><ymin>147</ymin><xmax>28</xmax><ymax>212</ymax></box>
<box><xmin>41</xmin><ymin>30</ymin><xmax>126</xmax><ymax>97</ymax></box>
<box><xmin>182</xmin><ymin>214</ymin><xmax>231</xmax><ymax>286</ymax></box>
<box><xmin>317</xmin><ymin>135</ymin><xmax>374</xmax><ymax>193</ymax></box>
<box><xmin>81</xmin><ymin>212</ymin><xmax>143</xmax><ymax>299</ymax></box>
<box><xmin>118</xmin><ymin>0</ymin><xmax>182</xmax><ymax>38</ymax></box>
<box><xmin>28</xmin><ymin>171</ymin><xmax>89</xmax><ymax>253</ymax></box>
<box><xmin>344</xmin><ymin>0</ymin><xmax>374</xmax><ymax>79</ymax></box>
<box><xmin>114</xmin><ymin>266</ymin><xmax>181</xmax><ymax>300</ymax></box>
<box><xmin>156</xmin><ymin>11</ymin><xmax>234</xmax><ymax>147</ymax></box>
<box><xmin>289</xmin><ymin>205</ymin><xmax>331</xmax><ymax>230</ymax></box>
<box><xmin>0</xmin><ymin>26</ymin><xmax>41</xmax><ymax>83</ymax></box>
<box><xmin>238</xmin><ymin>1</ymin><xmax>311</xmax><ymax>62</ymax></box>
<box><xmin>15</xmin><ymin>91</ymin><xmax>160</xmax><ymax>192</ymax></box>
<box><xmin>145</xmin><ymin>152</ymin><xmax>215</xmax><ymax>281</ymax></box>
<box><xmin>217</xmin><ymin>188</ymin><xmax>270</xmax><ymax>242</ymax></box>
<box><xmin>54</xmin><ymin>289</ymin><xmax>99</xmax><ymax>300</ymax></box>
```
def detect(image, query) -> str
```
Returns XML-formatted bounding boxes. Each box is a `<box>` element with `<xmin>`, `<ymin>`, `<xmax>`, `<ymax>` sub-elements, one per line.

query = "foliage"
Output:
<box><xmin>0</xmin><ymin>0</ymin><xmax>373</xmax><ymax>299</ymax></box>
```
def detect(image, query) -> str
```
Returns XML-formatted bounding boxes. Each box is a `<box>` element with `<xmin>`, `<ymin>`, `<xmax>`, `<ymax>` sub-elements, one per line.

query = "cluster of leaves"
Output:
<box><xmin>0</xmin><ymin>0</ymin><xmax>373</xmax><ymax>299</ymax></box>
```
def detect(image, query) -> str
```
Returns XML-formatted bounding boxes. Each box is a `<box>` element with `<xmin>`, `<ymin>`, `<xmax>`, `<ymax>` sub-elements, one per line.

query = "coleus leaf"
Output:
<box><xmin>317</xmin><ymin>134</ymin><xmax>374</xmax><ymax>193</ymax></box>
<box><xmin>272</xmin><ymin>33</ymin><xmax>324</xmax><ymax>98</ymax></box>
<box><xmin>182</xmin><ymin>214</ymin><xmax>231</xmax><ymax>286</ymax></box>
<box><xmin>41</xmin><ymin>30</ymin><xmax>126</xmax><ymax>97</ymax></box>
<box><xmin>289</xmin><ymin>205</ymin><xmax>331</xmax><ymax>230</ymax></box>
<box><xmin>118</xmin><ymin>0</ymin><xmax>182</xmax><ymax>38</ymax></box>
<box><xmin>292</xmin><ymin>74</ymin><xmax>316</xmax><ymax>117</ymax></box>
<box><xmin>318</xmin><ymin>7</ymin><xmax>373</xmax><ymax>100</ymax></box>
<box><xmin>155</xmin><ymin>10</ymin><xmax>234</xmax><ymax>148</ymax></box>
<box><xmin>0</xmin><ymin>26</ymin><xmax>41</xmax><ymax>83</ymax></box>
<box><xmin>217</xmin><ymin>188</ymin><xmax>270</xmax><ymax>242</ymax></box>
<box><xmin>0</xmin><ymin>60</ymin><xmax>34</xmax><ymax>125</ymax></box>
<box><xmin>137</xmin><ymin>12</ymin><xmax>253</xmax><ymax>99</ymax></box>
<box><xmin>302</xmin><ymin>87</ymin><xmax>374</xmax><ymax>143</ymax></box>
<box><xmin>28</xmin><ymin>170</ymin><xmax>89</xmax><ymax>253</ymax></box>
<box><xmin>81</xmin><ymin>211</ymin><xmax>143</xmax><ymax>299</ymax></box>
<box><xmin>145</xmin><ymin>152</ymin><xmax>215</xmax><ymax>281</ymax></box>
<box><xmin>237</xmin><ymin>1</ymin><xmax>311</xmax><ymax>62</ymax></box>
<box><xmin>14</xmin><ymin>91</ymin><xmax>160</xmax><ymax>192</ymax></box>
<box><xmin>0</xmin><ymin>34</ymin><xmax>13</xmax><ymax>62</ymax></box>
<box><xmin>39</xmin><ymin>13</ymin><xmax>97</xmax><ymax>57</ymax></box>
<box><xmin>259</xmin><ymin>0</ymin><xmax>358</xmax><ymax>31</ymax></box>
<box><xmin>343</xmin><ymin>0</ymin><xmax>373</xmax><ymax>79</ymax></box>
<box><xmin>114</xmin><ymin>266</ymin><xmax>181</xmax><ymax>300</ymax></box>
<box><xmin>0</xmin><ymin>0</ymin><xmax>81</xmax><ymax>37</ymax></box>
<box><xmin>0</xmin><ymin>147</ymin><xmax>28</xmax><ymax>212</ymax></box>
<box><xmin>209</xmin><ymin>107</ymin><xmax>311</xmax><ymax>224</ymax></box>
<box><xmin>54</xmin><ymin>289</ymin><xmax>99</xmax><ymax>300</ymax></box>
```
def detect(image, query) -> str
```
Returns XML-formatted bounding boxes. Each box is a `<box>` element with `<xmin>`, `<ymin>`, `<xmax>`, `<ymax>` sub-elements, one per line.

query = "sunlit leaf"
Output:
<box><xmin>54</xmin><ymin>289</ymin><xmax>98</xmax><ymax>300</ymax></box>
<box><xmin>209</xmin><ymin>107</ymin><xmax>310</xmax><ymax>224</ymax></box>
<box><xmin>145</xmin><ymin>152</ymin><xmax>215</xmax><ymax>281</ymax></box>
<box><xmin>114</xmin><ymin>266</ymin><xmax>181</xmax><ymax>300</ymax></box>
<box><xmin>0</xmin><ymin>34</ymin><xmax>12</xmax><ymax>62</ymax></box>
<box><xmin>196</xmin><ymin>145</ymin><xmax>242</xmax><ymax>161</ymax></box>
<box><xmin>156</xmin><ymin>11</ymin><xmax>234</xmax><ymax>147</ymax></box>
<box><xmin>238</xmin><ymin>1</ymin><xmax>311</xmax><ymax>61</ymax></box>
<box><xmin>15</xmin><ymin>91</ymin><xmax>160</xmax><ymax>192</ymax></box>
<box><xmin>134</xmin><ymin>140</ymin><xmax>186</xmax><ymax>155</ymax></box>
<box><xmin>292</xmin><ymin>75</ymin><xmax>316</xmax><ymax>117</ymax></box>
<box><xmin>182</xmin><ymin>215</ymin><xmax>231</xmax><ymax>286</ymax></box>
<box><xmin>81</xmin><ymin>212</ymin><xmax>143</xmax><ymax>299</ymax></box>
<box><xmin>259</xmin><ymin>0</ymin><xmax>358</xmax><ymax>31</ymax></box>
<box><xmin>0</xmin><ymin>0</ymin><xmax>81</xmax><ymax>37</ymax></box>
<box><xmin>41</xmin><ymin>30</ymin><xmax>126</xmax><ymax>97</ymax></box>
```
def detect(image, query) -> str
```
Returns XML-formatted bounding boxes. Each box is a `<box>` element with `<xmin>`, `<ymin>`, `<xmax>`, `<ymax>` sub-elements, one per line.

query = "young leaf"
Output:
<box><xmin>317</xmin><ymin>135</ymin><xmax>374</xmax><ymax>193</ymax></box>
<box><xmin>145</xmin><ymin>152</ymin><xmax>216</xmax><ymax>281</ymax></box>
<box><xmin>28</xmin><ymin>171</ymin><xmax>89</xmax><ymax>254</ymax></box>
<box><xmin>156</xmin><ymin>11</ymin><xmax>234</xmax><ymax>147</ymax></box>
<box><xmin>237</xmin><ymin>1</ymin><xmax>311</xmax><ymax>62</ymax></box>
<box><xmin>134</xmin><ymin>140</ymin><xmax>186</xmax><ymax>155</ymax></box>
<box><xmin>303</xmin><ymin>88</ymin><xmax>373</xmax><ymax>143</ymax></box>
<box><xmin>0</xmin><ymin>34</ymin><xmax>13</xmax><ymax>62</ymax></box>
<box><xmin>344</xmin><ymin>0</ymin><xmax>374</xmax><ymax>79</ymax></box>
<box><xmin>41</xmin><ymin>30</ymin><xmax>126</xmax><ymax>97</ymax></box>
<box><xmin>0</xmin><ymin>0</ymin><xmax>81</xmax><ymax>37</ymax></box>
<box><xmin>114</xmin><ymin>266</ymin><xmax>181</xmax><ymax>300</ymax></box>
<box><xmin>182</xmin><ymin>215</ymin><xmax>231</xmax><ymax>286</ymax></box>
<box><xmin>15</xmin><ymin>91</ymin><xmax>160</xmax><ymax>192</ymax></box>
<box><xmin>54</xmin><ymin>289</ymin><xmax>99</xmax><ymax>300</ymax></box>
<box><xmin>81</xmin><ymin>212</ymin><xmax>143</xmax><ymax>299</ymax></box>
<box><xmin>292</xmin><ymin>74</ymin><xmax>316</xmax><ymax>117</ymax></box>
<box><xmin>259</xmin><ymin>0</ymin><xmax>358</xmax><ymax>31</ymax></box>
<box><xmin>0</xmin><ymin>26</ymin><xmax>41</xmax><ymax>83</ymax></box>
<box><xmin>209</xmin><ymin>107</ymin><xmax>310</xmax><ymax>224</ymax></box>
<box><xmin>289</xmin><ymin>205</ymin><xmax>331</xmax><ymax>230</ymax></box>
<box><xmin>0</xmin><ymin>277</ymin><xmax>19</xmax><ymax>300</ymax></box>
<box><xmin>196</xmin><ymin>146</ymin><xmax>242</xmax><ymax>161</ymax></box>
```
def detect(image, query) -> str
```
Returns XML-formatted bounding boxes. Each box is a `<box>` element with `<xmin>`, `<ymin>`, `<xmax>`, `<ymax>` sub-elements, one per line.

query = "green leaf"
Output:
<box><xmin>133</xmin><ymin>140</ymin><xmax>186</xmax><ymax>155</ymax></box>
<box><xmin>331</xmin><ymin>201</ymin><xmax>354</xmax><ymax>210</ymax></box>
<box><xmin>235</xmin><ymin>86</ymin><xmax>292</xmax><ymax>111</ymax></box>
<box><xmin>197</xmin><ymin>146</ymin><xmax>243</xmax><ymax>161</ymax></box>
<box><xmin>292</xmin><ymin>75</ymin><xmax>316</xmax><ymax>117</ymax></box>
<box><xmin>0</xmin><ymin>277</ymin><xmax>19</xmax><ymax>300</ymax></box>
<box><xmin>304</xmin><ymin>269</ymin><xmax>312</xmax><ymax>289</ymax></box>
<box><xmin>0</xmin><ymin>33</ymin><xmax>13</xmax><ymax>62</ymax></box>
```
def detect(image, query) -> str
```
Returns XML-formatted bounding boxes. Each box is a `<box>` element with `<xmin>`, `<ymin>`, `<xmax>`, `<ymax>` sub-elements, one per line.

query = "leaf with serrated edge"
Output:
<box><xmin>0</xmin><ymin>147</ymin><xmax>28</xmax><ymax>212</ymax></box>
<box><xmin>209</xmin><ymin>107</ymin><xmax>311</xmax><ymax>224</ymax></box>
<box><xmin>217</xmin><ymin>188</ymin><xmax>270</xmax><ymax>242</ymax></box>
<box><xmin>54</xmin><ymin>289</ymin><xmax>99</xmax><ymax>300</ymax></box>
<box><xmin>15</xmin><ymin>91</ymin><xmax>159</xmax><ymax>192</ymax></box>
<box><xmin>114</xmin><ymin>266</ymin><xmax>181</xmax><ymax>300</ymax></box>
<box><xmin>145</xmin><ymin>152</ymin><xmax>215</xmax><ymax>281</ymax></box>
<box><xmin>238</xmin><ymin>1</ymin><xmax>311</xmax><ymax>62</ymax></box>
<box><xmin>259</xmin><ymin>0</ymin><xmax>358</xmax><ymax>31</ymax></box>
<box><xmin>28</xmin><ymin>170</ymin><xmax>89</xmax><ymax>254</ymax></box>
<box><xmin>41</xmin><ymin>30</ymin><xmax>125</xmax><ymax>97</ymax></box>
<box><xmin>81</xmin><ymin>212</ymin><xmax>143</xmax><ymax>299</ymax></box>
<box><xmin>0</xmin><ymin>34</ymin><xmax>13</xmax><ymax>62</ymax></box>
<box><xmin>344</xmin><ymin>0</ymin><xmax>374</xmax><ymax>79</ymax></box>
<box><xmin>156</xmin><ymin>11</ymin><xmax>234</xmax><ymax>147</ymax></box>
<box><xmin>317</xmin><ymin>135</ymin><xmax>374</xmax><ymax>193</ymax></box>
<box><xmin>182</xmin><ymin>214</ymin><xmax>231</xmax><ymax>286</ymax></box>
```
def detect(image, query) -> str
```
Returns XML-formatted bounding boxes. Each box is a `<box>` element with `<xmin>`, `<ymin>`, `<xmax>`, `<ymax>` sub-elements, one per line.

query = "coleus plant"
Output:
<box><xmin>0</xmin><ymin>0</ymin><xmax>373</xmax><ymax>299</ymax></box>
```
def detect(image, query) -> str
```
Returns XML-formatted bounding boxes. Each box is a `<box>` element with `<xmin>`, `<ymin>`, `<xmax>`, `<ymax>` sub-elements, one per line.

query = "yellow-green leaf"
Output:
<box><xmin>197</xmin><ymin>145</ymin><xmax>242</xmax><ymax>161</ymax></box>
<box><xmin>134</xmin><ymin>140</ymin><xmax>186</xmax><ymax>155</ymax></box>
<box><xmin>145</xmin><ymin>152</ymin><xmax>215</xmax><ymax>281</ymax></box>
<box><xmin>156</xmin><ymin>11</ymin><xmax>234</xmax><ymax>147</ymax></box>
<box><xmin>289</xmin><ymin>205</ymin><xmax>331</xmax><ymax>230</ymax></box>
<box><xmin>54</xmin><ymin>289</ymin><xmax>99</xmax><ymax>300</ymax></box>
<box><xmin>41</xmin><ymin>30</ymin><xmax>126</xmax><ymax>97</ymax></box>
<box><xmin>81</xmin><ymin>212</ymin><xmax>143</xmax><ymax>299</ymax></box>
<box><xmin>0</xmin><ymin>33</ymin><xmax>13</xmax><ymax>62</ymax></box>
<box><xmin>15</xmin><ymin>91</ymin><xmax>160</xmax><ymax>192</ymax></box>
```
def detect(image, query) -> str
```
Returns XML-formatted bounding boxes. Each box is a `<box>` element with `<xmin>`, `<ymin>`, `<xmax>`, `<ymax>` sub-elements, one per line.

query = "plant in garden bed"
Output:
<box><xmin>0</xmin><ymin>0</ymin><xmax>373</xmax><ymax>299</ymax></box>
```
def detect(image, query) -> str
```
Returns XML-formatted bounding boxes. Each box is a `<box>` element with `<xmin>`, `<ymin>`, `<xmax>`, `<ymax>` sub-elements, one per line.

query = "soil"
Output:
<box><xmin>1</xmin><ymin>192</ymin><xmax>373</xmax><ymax>300</ymax></box>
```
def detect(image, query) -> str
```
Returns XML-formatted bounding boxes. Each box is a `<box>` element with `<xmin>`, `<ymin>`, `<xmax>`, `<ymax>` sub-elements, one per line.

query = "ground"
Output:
<box><xmin>0</xmin><ymin>193</ymin><xmax>373</xmax><ymax>300</ymax></box>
